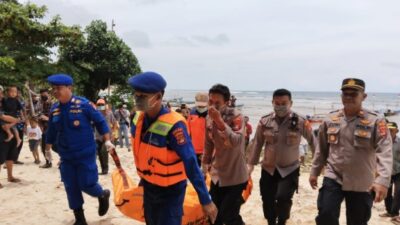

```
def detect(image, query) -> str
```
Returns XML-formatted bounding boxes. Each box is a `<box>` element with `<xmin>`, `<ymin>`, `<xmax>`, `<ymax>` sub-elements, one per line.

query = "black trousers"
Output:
<box><xmin>41</xmin><ymin>133</ymin><xmax>49</xmax><ymax>164</ymax></box>
<box><xmin>210</xmin><ymin>181</ymin><xmax>247</xmax><ymax>225</ymax></box>
<box><xmin>96</xmin><ymin>140</ymin><xmax>109</xmax><ymax>173</ymax></box>
<box><xmin>385</xmin><ymin>173</ymin><xmax>400</xmax><ymax>216</ymax></box>
<box><xmin>316</xmin><ymin>177</ymin><xmax>373</xmax><ymax>225</ymax></box>
<box><xmin>14</xmin><ymin>128</ymin><xmax>24</xmax><ymax>161</ymax></box>
<box><xmin>260</xmin><ymin>168</ymin><xmax>299</xmax><ymax>225</ymax></box>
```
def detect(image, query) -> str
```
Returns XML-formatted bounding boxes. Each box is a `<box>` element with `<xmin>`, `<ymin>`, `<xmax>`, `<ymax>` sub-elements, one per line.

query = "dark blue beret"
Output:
<box><xmin>47</xmin><ymin>74</ymin><xmax>73</xmax><ymax>86</ymax></box>
<box><xmin>128</xmin><ymin>72</ymin><xmax>167</xmax><ymax>93</ymax></box>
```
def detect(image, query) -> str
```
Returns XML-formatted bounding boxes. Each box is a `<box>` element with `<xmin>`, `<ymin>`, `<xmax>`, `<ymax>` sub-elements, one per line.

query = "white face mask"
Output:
<box><xmin>135</xmin><ymin>94</ymin><xmax>158</xmax><ymax>112</ymax></box>
<box><xmin>196</xmin><ymin>107</ymin><xmax>207</xmax><ymax>113</ymax></box>
<box><xmin>274</xmin><ymin>105</ymin><xmax>290</xmax><ymax>117</ymax></box>
<box><xmin>97</xmin><ymin>105</ymin><xmax>106</xmax><ymax>111</ymax></box>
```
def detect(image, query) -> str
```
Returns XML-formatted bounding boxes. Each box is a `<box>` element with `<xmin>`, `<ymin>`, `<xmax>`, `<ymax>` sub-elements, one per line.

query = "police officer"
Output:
<box><xmin>128</xmin><ymin>72</ymin><xmax>217</xmax><ymax>225</ymax></box>
<box><xmin>247</xmin><ymin>88</ymin><xmax>315</xmax><ymax>225</ymax></box>
<box><xmin>44</xmin><ymin>74</ymin><xmax>114</xmax><ymax>225</ymax></box>
<box><xmin>381</xmin><ymin>122</ymin><xmax>400</xmax><ymax>221</ymax></box>
<box><xmin>310</xmin><ymin>78</ymin><xmax>393</xmax><ymax>225</ymax></box>
<box><xmin>202</xmin><ymin>84</ymin><xmax>249</xmax><ymax>225</ymax></box>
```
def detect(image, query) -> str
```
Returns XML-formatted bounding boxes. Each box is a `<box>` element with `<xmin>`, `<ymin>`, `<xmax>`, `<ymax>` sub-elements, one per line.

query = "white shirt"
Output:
<box><xmin>27</xmin><ymin>125</ymin><xmax>42</xmax><ymax>141</ymax></box>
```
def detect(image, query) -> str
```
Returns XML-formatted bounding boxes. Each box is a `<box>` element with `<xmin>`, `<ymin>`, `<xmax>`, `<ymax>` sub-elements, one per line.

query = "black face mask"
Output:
<box><xmin>41</xmin><ymin>96</ymin><xmax>48</xmax><ymax>101</ymax></box>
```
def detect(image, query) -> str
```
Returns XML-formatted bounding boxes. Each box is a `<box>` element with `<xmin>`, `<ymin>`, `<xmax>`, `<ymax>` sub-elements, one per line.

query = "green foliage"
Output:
<box><xmin>59</xmin><ymin>20</ymin><xmax>141</xmax><ymax>101</ymax></box>
<box><xmin>0</xmin><ymin>0</ymin><xmax>82</xmax><ymax>86</ymax></box>
<box><xmin>0</xmin><ymin>1</ymin><xmax>141</xmax><ymax>101</ymax></box>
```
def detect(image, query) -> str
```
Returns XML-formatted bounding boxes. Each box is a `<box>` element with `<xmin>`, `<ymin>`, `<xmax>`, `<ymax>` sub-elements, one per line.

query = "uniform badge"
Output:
<box><xmin>358</xmin><ymin>130</ymin><xmax>368</xmax><ymax>137</ymax></box>
<box><xmin>329</xmin><ymin>135</ymin><xmax>336</xmax><ymax>142</ymax></box>
<box><xmin>378</xmin><ymin>121</ymin><xmax>387</xmax><ymax>137</ymax></box>
<box><xmin>172</xmin><ymin>128</ymin><xmax>186</xmax><ymax>145</ymax></box>
<box><xmin>328</xmin><ymin>127</ymin><xmax>337</xmax><ymax>133</ymax></box>
<box><xmin>331</xmin><ymin>116</ymin><xmax>339</xmax><ymax>122</ymax></box>
<box><xmin>360</xmin><ymin>119</ymin><xmax>371</xmax><ymax>125</ymax></box>
<box><xmin>75</xmin><ymin>100</ymin><xmax>81</xmax><ymax>104</ymax></box>
<box><xmin>73</xmin><ymin>120</ymin><xmax>80</xmax><ymax>127</ymax></box>
<box><xmin>348</xmin><ymin>79</ymin><xmax>356</xmax><ymax>85</ymax></box>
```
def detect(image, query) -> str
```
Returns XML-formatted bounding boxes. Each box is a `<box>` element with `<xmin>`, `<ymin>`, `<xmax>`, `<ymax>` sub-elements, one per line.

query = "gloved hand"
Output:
<box><xmin>105</xmin><ymin>140</ymin><xmax>116</xmax><ymax>152</ymax></box>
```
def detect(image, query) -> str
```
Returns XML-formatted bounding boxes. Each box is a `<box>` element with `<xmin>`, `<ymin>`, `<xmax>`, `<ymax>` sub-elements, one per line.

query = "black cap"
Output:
<box><xmin>341</xmin><ymin>78</ymin><xmax>365</xmax><ymax>91</ymax></box>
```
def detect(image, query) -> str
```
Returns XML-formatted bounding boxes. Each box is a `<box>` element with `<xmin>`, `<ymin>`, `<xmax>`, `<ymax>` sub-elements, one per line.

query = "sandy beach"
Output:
<box><xmin>0</xmin><ymin>142</ymin><xmax>395</xmax><ymax>225</ymax></box>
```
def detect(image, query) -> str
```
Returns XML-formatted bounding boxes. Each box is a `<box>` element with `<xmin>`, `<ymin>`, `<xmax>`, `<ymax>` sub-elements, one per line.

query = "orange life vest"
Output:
<box><xmin>131</xmin><ymin>111</ymin><xmax>187</xmax><ymax>187</ymax></box>
<box><xmin>188</xmin><ymin>113</ymin><xmax>206</xmax><ymax>154</ymax></box>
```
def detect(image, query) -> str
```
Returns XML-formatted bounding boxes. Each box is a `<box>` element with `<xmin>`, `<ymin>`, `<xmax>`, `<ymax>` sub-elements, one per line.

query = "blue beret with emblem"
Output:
<box><xmin>128</xmin><ymin>72</ymin><xmax>167</xmax><ymax>93</ymax></box>
<box><xmin>47</xmin><ymin>74</ymin><xmax>73</xmax><ymax>86</ymax></box>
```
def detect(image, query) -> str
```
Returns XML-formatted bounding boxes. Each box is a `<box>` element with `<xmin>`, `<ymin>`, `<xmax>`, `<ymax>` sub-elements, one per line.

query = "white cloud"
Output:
<box><xmin>23</xmin><ymin>0</ymin><xmax>400</xmax><ymax>92</ymax></box>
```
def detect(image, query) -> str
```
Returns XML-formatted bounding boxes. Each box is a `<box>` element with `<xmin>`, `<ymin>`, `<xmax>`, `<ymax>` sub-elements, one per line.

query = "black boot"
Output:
<box><xmin>98</xmin><ymin>189</ymin><xmax>110</xmax><ymax>216</ymax></box>
<box><xmin>73</xmin><ymin>208</ymin><xmax>88</xmax><ymax>225</ymax></box>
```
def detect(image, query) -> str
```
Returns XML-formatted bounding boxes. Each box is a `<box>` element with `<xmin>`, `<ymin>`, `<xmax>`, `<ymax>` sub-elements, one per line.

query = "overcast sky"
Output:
<box><xmin>24</xmin><ymin>0</ymin><xmax>400</xmax><ymax>92</ymax></box>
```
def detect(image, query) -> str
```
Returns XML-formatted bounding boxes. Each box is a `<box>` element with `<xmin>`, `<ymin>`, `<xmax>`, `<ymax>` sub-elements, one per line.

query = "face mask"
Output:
<box><xmin>196</xmin><ymin>107</ymin><xmax>207</xmax><ymax>114</ymax></box>
<box><xmin>97</xmin><ymin>105</ymin><xmax>106</xmax><ymax>111</ymax></box>
<box><xmin>135</xmin><ymin>95</ymin><xmax>157</xmax><ymax>111</ymax></box>
<box><xmin>274</xmin><ymin>105</ymin><xmax>289</xmax><ymax>117</ymax></box>
<box><xmin>41</xmin><ymin>96</ymin><xmax>48</xmax><ymax>101</ymax></box>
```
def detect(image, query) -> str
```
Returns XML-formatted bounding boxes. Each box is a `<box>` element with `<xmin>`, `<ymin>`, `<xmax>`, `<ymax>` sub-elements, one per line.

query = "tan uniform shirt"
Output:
<box><xmin>248</xmin><ymin>111</ymin><xmax>315</xmax><ymax>177</ymax></box>
<box><xmin>311</xmin><ymin>109</ymin><xmax>393</xmax><ymax>191</ymax></box>
<box><xmin>203</xmin><ymin>107</ymin><xmax>249</xmax><ymax>187</ymax></box>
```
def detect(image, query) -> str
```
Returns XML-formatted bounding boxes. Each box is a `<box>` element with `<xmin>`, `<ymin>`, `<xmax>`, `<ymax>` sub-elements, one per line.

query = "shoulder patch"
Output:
<box><xmin>172</xmin><ymin>127</ymin><xmax>187</xmax><ymax>145</ymax></box>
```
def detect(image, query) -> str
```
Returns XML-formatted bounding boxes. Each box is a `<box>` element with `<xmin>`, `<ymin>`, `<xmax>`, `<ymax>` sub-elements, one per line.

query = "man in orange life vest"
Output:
<box><xmin>188</xmin><ymin>92</ymin><xmax>208</xmax><ymax>166</ymax></box>
<box><xmin>128</xmin><ymin>72</ymin><xmax>218</xmax><ymax>225</ymax></box>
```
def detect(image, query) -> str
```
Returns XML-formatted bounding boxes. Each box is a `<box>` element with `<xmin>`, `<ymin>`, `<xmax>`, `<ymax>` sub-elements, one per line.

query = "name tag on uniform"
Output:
<box><xmin>69</xmin><ymin>109</ymin><xmax>82</xmax><ymax>114</ymax></box>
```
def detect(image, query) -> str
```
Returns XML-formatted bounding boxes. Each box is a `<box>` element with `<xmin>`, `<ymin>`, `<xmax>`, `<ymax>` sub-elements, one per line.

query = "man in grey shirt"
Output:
<box><xmin>381</xmin><ymin>122</ymin><xmax>400</xmax><ymax>223</ymax></box>
<box><xmin>114</xmin><ymin>104</ymin><xmax>130</xmax><ymax>150</ymax></box>
<box><xmin>202</xmin><ymin>84</ymin><xmax>248</xmax><ymax>225</ymax></box>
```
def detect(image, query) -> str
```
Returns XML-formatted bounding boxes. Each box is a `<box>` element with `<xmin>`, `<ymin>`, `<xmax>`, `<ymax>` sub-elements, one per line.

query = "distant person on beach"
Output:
<box><xmin>310</xmin><ymin>78</ymin><xmax>393</xmax><ymax>225</ymax></box>
<box><xmin>247</xmin><ymin>88</ymin><xmax>315</xmax><ymax>225</ymax></box>
<box><xmin>127</xmin><ymin>72</ymin><xmax>217</xmax><ymax>225</ymax></box>
<box><xmin>380</xmin><ymin>122</ymin><xmax>400</xmax><ymax>223</ymax></box>
<box><xmin>115</xmin><ymin>104</ymin><xmax>131</xmax><ymax>150</ymax></box>
<box><xmin>1</xmin><ymin>86</ymin><xmax>23</xmax><ymax>148</ymax></box>
<box><xmin>0</xmin><ymin>85</ymin><xmax>22</xmax><ymax>187</ymax></box>
<box><xmin>26</xmin><ymin>117</ymin><xmax>42</xmax><ymax>164</ymax></box>
<box><xmin>37</xmin><ymin>88</ymin><xmax>54</xmax><ymax>168</ymax></box>
<box><xmin>44</xmin><ymin>74</ymin><xmax>114</xmax><ymax>225</ymax></box>
<box><xmin>188</xmin><ymin>92</ymin><xmax>208</xmax><ymax>166</ymax></box>
<box><xmin>180</xmin><ymin>103</ymin><xmax>190</xmax><ymax>120</ymax></box>
<box><xmin>203</xmin><ymin>84</ymin><xmax>248</xmax><ymax>225</ymax></box>
<box><xmin>244</xmin><ymin>116</ymin><xmax>252</xmax><ymax>147</ymax></box>
<box><xmin>95</xmin><ymin>99</ymin><xmax>117</xmax><ymax>175</ymax></box>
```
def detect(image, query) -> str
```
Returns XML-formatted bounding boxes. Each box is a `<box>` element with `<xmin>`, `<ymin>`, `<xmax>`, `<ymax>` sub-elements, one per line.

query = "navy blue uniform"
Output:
<box><xmin>46</xmin><ymin>96</ymin><xmax>110</xmax><ymax>210</ymax></box>
<box><xmin>131</xmin><ymin>106</ymin><xmax>211</xmax><ymax>225</ymax></box>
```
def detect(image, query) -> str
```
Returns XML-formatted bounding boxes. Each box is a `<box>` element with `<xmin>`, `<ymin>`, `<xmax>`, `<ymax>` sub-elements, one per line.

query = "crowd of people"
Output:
<box><xmin>1</xmin><ymin>73</ymin><xmax>400</xmax><ymax>225</ymax></box>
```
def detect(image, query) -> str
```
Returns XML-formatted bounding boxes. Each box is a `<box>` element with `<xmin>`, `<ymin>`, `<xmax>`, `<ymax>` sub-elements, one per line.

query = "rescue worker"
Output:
<box><xmin>310</xmin><ymin>78</ymin><xmax>393</xmax><ymax>225</ymax></box>
<box><xmin>202</xmin><ymin>84</ymin><xmax>248</xmax><ymax>225</ymax></box>
<box><xmin>44</xmin><ymin>74</ymin><xmax>114</xmax><ymax>225</ymax></box>
<box><xmin>380</xmin><ymin>122</ymin><xmax>400</xmax><ymax>223</ymax></box>
<box><xmin>128</xmin><ymin>72</ymin><xmax>218</xmax><ymax>225</ymax></box>
<box><xmin>188</xmin><ymin>92</ymin><xmax>208</xmax><ymax>166</ymax></box>
<box><xmin>247</xmin><ymin>88</ymin><xmax>315</xmax><ymax>225</ymax></box>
